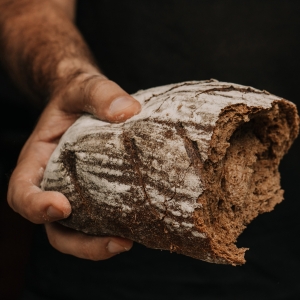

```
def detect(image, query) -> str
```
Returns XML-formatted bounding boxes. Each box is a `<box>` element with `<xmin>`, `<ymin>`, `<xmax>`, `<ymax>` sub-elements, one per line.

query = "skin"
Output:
<box><xmin>0</xmin><ymin>0</ymin><xmax>141</xmax><ymax>260</ymax></box>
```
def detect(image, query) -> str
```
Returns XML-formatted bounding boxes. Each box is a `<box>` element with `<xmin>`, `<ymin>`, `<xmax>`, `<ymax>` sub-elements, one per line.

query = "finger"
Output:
<box><xmin>45</xmin><ymin>223</ymin><xmax>133</xmax><ymax>260</ymax></box>
<box><xmin>7</xmin><ymin>141</ymin><xmax>71</xmax><ymax>224</ymax></box>
<box><xmin>8</xmin><ymin>182</ymin><xmax>71</xmax><ymax>224</ymax></box>
<box><xmin>61</xmin><ymin>75</ymin><xmax>141</xmax><ymax>123</ymax></box>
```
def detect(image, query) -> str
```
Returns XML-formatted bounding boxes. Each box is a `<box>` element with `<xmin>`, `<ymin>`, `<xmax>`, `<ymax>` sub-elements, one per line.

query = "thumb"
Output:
<box><xmin>62</xmin><ymin>74</ymin><xmax>141</xmax><ymax>123</ymax></box>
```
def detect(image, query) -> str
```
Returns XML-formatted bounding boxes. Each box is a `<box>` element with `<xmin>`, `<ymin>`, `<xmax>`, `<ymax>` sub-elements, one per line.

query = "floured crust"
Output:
<box><xmin>41</xmin><ymin>80</ymin><xmax>299</xmax><ymax>265</ymax></box>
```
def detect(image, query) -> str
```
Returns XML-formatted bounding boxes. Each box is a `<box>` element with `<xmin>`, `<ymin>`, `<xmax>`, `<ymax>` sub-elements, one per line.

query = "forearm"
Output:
<box><xmin>0</xmin><ymin>0</ymin><xmax>100</xmax><ymax>103</ymax></box>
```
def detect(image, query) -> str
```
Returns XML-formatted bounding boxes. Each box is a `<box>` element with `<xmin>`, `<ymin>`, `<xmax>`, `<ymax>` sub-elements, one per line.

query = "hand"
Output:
<box><xmin>7</xmin><ymin>73</ymin><xmax>141</xmax><ymax>260</ymax></box>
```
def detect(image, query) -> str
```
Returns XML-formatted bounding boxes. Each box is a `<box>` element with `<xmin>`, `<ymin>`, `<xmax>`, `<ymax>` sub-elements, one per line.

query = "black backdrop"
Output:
<box><xmin>1</xmin><ymin>1</ymin><xmax>300</xmax><ymax>299</ymax></box>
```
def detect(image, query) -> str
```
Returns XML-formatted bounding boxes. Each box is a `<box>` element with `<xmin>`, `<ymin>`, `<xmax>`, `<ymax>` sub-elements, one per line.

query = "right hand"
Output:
<box><xmin>7</xmin><ymin>73</ymin><xmax>141</xmax><ymax>260</ymax></box>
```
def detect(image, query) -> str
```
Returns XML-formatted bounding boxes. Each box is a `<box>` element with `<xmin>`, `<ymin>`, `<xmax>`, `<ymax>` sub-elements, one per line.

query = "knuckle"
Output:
<box><xmin>85</xmin><ymin>77</ymin><xmax>108</xmax><ymax>102</ymax></box>
<box><xmin>84</xmin><ymin>76</ymin><xmax>95</xmax><ymax>97</ymax></box>
<box><xmin>81</xmin><ymin>243</ymin><xmax>98</xmax><ymax>261</ymax></box>
<box><xmin>22</xmin><ymin>195</ymin><xmax>43</xmax><ymax>224</ymax></box>
<box><xmin>7</xmin><ymin>189</ymin><xmax>34</xmax><ymax>223</ymax></box>
<box><xmin>81</xmin><ymin>239</ymin><xmax>109</xmax><ymax>261</ymax></box>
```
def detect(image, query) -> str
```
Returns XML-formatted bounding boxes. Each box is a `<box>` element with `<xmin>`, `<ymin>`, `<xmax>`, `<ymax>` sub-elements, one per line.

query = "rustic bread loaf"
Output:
<box><xmin>41</xmin><ymin>80</ymin><xmax>299</xmax><ymax>265</ymax></box>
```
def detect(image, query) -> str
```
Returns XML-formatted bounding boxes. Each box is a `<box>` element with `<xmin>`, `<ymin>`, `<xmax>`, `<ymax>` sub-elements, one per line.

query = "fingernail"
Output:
<box><xmin>109</xmin><ymin>96</ymin><xmax>137</xmax><ymax>115</ymax></box>
<box><xmin>47</xmin><ymin>206</ymin><xmax>65</xmax><ymax>219</ymax></box>
<box><xmin>107</xmin><ymin>241</ymin><xmax>127</xmax><ymax>254</ymax></box>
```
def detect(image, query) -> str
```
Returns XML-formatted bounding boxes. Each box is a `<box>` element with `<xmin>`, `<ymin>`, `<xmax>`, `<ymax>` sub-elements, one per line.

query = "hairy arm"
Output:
<box><xmin>0</xmin><ymin>0</ymin><xmax>96</xmax><ymax>101</ymax></box>
<box><xmin>1</xmin><ymin>0</ymin><xmax>140</xmax><ymax>260</ymax></box>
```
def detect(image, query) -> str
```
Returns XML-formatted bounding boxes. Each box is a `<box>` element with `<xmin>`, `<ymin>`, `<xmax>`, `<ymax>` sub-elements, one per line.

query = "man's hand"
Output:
<box><xmin>7</xmin><ymin>74</ymin><xmax>141</xmax><ymax>260</ymax></box>
<box><xmin>0</xmin><ymin>0</ymin><xmax>142</xmax><ymax>260</ymax></box>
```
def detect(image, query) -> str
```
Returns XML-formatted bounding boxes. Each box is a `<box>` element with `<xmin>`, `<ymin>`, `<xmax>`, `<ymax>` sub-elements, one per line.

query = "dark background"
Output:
<box><xmin>1</xmin><ymin>1</ymin><xmax>300</xmax><ymax>299</ymax></box>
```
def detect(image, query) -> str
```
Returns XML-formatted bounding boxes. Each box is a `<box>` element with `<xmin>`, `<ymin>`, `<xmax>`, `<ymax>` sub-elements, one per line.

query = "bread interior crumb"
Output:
<box><xmin>195</xmin><ymin>101</ymin><xmax>293</xmax><ymax>265</ymax></box>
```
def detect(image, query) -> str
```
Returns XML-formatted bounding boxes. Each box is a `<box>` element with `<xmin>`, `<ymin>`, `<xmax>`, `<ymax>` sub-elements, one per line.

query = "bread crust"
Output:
<box><xmin>41</xmin><ymin>80</ymin><xmax>299</xmax><ymax>265</ymax></box>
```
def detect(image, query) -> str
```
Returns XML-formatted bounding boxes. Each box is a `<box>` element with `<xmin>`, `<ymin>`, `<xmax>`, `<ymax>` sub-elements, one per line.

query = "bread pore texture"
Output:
<box><xmin>41</xmin><ymin>80</ymin><xmax>299</xmax><ymax>265</ymax></box>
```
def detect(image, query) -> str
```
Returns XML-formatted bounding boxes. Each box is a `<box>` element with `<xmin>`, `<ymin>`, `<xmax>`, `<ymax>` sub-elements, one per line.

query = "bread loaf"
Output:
<box><xmin>41</xmin><ymin>80</ymin><xmax>299</xmax><ymax>265</ymax></box>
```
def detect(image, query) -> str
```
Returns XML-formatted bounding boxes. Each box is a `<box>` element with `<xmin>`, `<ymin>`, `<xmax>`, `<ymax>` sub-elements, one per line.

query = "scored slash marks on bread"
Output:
<box><xmin>41</xmin><ymin>79</ymin><xmax>299</xmax><ymax>265</ymax></box>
